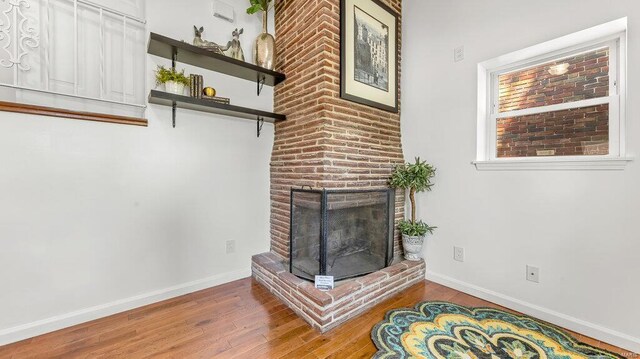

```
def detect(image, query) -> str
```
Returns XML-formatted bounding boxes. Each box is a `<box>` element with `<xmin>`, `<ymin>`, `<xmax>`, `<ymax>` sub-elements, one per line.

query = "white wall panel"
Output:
<box><xmin>0</xmin><ymin>0</ymin><xmax>273</xmax><ymax>346</ymax></box>
<box><xmin>403</xmin><ymin>0</ymin><xmax>640</xmax><ymax>352</ymax></box>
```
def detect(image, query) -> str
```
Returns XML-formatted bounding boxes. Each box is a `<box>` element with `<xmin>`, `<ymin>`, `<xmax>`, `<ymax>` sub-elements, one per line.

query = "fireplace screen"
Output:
<box><xmin>289</xmin><ymin>188</ymin><xmax>395</xmax><ymax>281</ymax></box>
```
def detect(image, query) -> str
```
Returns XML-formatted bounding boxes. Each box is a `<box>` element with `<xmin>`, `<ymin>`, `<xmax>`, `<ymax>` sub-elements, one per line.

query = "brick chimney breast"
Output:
<box><xmin>271</xmin><ymin>0</ymin><xmax>404</xmax><ymax>259</ymax></box>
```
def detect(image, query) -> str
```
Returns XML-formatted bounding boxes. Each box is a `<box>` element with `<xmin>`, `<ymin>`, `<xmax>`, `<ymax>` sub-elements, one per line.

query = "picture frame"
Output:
<box><xmin>340</xmin><ymin>0</ymin><xmax>399</xmax><ymax>113</ymax></box>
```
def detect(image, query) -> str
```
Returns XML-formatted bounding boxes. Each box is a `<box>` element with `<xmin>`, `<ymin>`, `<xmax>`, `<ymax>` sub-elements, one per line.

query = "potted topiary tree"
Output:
<box><xmin>389</xmin><ymin>157</ymin><xmax>436</xmax><ymax>261</ymax></box>
<box><xmin>155</xmin><ymin>65</ymin><xmax>190</xmax><ymax>95</ymax></box>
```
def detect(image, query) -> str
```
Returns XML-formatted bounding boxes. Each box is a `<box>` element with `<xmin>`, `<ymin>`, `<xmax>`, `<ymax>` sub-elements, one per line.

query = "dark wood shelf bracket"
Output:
<box><xmin>257</xmin><ymin>74</ymin><xmax>266</xmax><ymax>96</ymax></box>
<box><xmin>172</xmin><ymin>102</ymin><xmax>177</xmax><ymax>128</ymax></box>
<box><xmin>171</xmin><ymin>46</ymin><xmax>177</xmax><ymax>68</ymax></box>
<box><xmin>171</xmin><ymin>46</ymin><xmax>178</xmax><ymax>128</ymax></box>
<box><xmin>257</xmin><ymin>117</ymin><xmax>265</xmax><ymax>137</ymax></box>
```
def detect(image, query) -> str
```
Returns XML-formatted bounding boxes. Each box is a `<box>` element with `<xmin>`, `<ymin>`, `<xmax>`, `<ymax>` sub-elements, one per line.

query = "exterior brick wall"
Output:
<box><xmin>497</xmin><ymin>104</ymin><xmax>609</xmax><ymax>157</ymax></box>
<box><xmin>499</xmin><ymin>49</ymin><xmax>609</xmax><ymax>112</ymax></box>
<box><xmin>497</xmin><ymin>48</ymin><xmax>609</xmax><ymax>157</ymax></box>
<box><xmin>270</xmin><ymin>0</ymin><xmax>404</xmax><ymax>259</ymax></box>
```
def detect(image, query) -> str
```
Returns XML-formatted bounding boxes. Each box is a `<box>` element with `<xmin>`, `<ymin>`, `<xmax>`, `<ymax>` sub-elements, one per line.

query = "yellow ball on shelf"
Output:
<box><xmin>203</xmin><ymin>87</ymin><xmax>216</xmax><ymax>97</ymax></box>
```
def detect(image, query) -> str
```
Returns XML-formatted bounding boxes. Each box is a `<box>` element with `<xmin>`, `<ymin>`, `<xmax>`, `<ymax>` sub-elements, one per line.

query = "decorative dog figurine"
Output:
<box><xmin>193</xmin><ymin>26</ymin><xmax>224</xmax><ymax>55</ymax></box>
<box><xmin>224</xmin><ymin>28</ymin><xmax>245</xmax><ymax>61</ymax></box>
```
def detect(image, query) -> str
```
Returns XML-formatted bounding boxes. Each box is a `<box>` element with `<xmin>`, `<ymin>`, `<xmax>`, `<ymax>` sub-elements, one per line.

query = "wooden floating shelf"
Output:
<box><xmin>148</xmin><ymin>90</ymin><xmax>286</xmax><ymax>123</ymax></box>
<box><xmin>148</xmin><ymin>32</ymin><xmax>286</xmax><ymax>87</ymax></box>
<box><xmin>147</xmin><ymin>33</ymin><xmax>286</xmax><ymax>135</ymax></box>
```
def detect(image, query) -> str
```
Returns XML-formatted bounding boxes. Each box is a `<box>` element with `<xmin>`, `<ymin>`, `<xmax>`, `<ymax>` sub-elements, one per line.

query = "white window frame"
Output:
<box><xmin>474</xmin><ymin>18</ymin><xmax>631</xmax><ymax>171</ymax></box>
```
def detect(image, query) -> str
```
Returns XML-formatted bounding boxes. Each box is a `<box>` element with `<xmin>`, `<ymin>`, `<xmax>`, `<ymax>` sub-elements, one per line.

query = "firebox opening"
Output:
<box><xmin>289</xmin><ymin>188</ymin><xmax>395</xmax><ymax>281</ymax></box>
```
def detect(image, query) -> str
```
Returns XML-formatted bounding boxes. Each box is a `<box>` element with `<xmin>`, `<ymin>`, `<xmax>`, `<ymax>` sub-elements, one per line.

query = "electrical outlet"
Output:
<box><xmin>225</xmin><ymin>240</ymin><xmax>236</xmax><ymax>254</ymax></box>
<box><xmin>453</xmin><ymin>246</ymin><xmax>464</xmax><ymax>262</ymax></box>
<box><xmin>526</xmin><ymin>265</ymin><xmax>540</xmax><ymax>283</ymax></box>
<box><xmin>454</xmin><ymin>46</ymin><xmax>464</xmax><ymax>62</ymax></box>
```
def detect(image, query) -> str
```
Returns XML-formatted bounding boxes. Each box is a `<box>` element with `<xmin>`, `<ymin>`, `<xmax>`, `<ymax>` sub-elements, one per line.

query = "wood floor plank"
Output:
<box><xmin>146</xmin><ymin>333</ymin><xmax>231</xmax><ymax>359</ymax></box>
<box><xmin>344</xmin><ymin>345</ymin><xmax>376</xmax><ymax>359</ymax></box>
<box><xmin>0</xmin><ymin>277</ymin><xmax>633</xmax><ymax>358</ymax></box>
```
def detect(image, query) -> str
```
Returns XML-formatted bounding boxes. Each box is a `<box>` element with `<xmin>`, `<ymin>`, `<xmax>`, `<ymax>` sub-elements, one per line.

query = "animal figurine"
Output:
<box><xmin>224</xmin><ymin>28</ymin><xmax>245</xmax><ymax>61</ymax></box>
<box><xmin>193</xmin><ymin>26</ymin><xmax>224</xmax><ymax>55</ymax></box>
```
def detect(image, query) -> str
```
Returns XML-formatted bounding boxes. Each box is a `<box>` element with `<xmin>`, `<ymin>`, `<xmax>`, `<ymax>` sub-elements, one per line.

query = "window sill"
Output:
<box><xmin>472</xmin><ymin>157</ymin><xmax>633</xmax><ymax>171</ymax></box>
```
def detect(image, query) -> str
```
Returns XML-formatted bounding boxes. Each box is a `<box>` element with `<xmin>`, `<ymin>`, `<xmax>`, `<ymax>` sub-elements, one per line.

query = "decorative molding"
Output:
<box><xmin>0</xmin><ymin>268</ymin><xmax>252</xmax><ymax>346</ymax></box>
<box><xmin>472</xmin><ymin>157</ymin><xmax>633</xmax><ymax>171</ymax></box>
<box><xmin>426</xmin><ymin>270</ymin><xmax>640</xmax><ymax>353</ymax></box>
<box><xmin>0</xmin><ymin>100</ymin><xmax>147</xmax><ymax>126</ymax></box>
<box><xmin>0</xmin><ymin>0</ymin><xmax>40</xmax><ymax>71</ymax></box>
<box><xmin>0</xmin><ymin>0</ymin><xmax>147</xmax><ymax>111</ymax></box>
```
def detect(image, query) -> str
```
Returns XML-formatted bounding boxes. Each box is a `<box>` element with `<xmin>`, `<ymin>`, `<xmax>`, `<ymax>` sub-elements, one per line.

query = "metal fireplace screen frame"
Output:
<box><xmin>289</xmin><ymin>188</ymin><xmax>395</xmax><ymax>281</ymax></box>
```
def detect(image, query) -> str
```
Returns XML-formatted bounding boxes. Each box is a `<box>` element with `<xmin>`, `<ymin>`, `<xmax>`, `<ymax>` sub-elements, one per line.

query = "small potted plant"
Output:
<box><xmin>389</xmin><ymin>157</ymin><xmax>436</xmax><ymax>261</ymax></box>
<box><xmin>155</xmin><ymin>65</ymin><xmax>190</xmax><ymax>95</ymax></box>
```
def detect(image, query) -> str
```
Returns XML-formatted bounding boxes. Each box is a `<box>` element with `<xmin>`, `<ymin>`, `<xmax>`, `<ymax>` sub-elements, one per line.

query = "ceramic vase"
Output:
<box><xmin>402</xmin><ymin>234</ymin><xmax>425</xmax><ymax>261</ymax></box>
<box><xmin>164</xmin><ymin>81</ymin><xmax>185</xmax><ymax>95</ymax></box>
<box><xmin>254</xmin><ymin>12</ymin><xmax>275</xmax><ymax>70</ymax></box>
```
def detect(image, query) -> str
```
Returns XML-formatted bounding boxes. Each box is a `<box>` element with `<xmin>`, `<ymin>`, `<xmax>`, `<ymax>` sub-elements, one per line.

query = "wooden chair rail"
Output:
<box><xmin>0</xmin><ymin>101</ymin><xmax>147</xmax><ymax>127</ymax></box>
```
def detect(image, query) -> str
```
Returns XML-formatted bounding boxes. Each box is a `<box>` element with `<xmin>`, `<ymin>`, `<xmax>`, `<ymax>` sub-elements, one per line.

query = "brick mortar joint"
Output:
<box><xmin>252</xmin><ymin>260</ymin><xmax>424</xmax><ymax>319</ymax></box>
<box><xmin>325</xmin><ymin>277</ymin><xmax>424</xmax><ymax>329</ymax></box>
<box><xmin>324</xmin><ymin>264</ymin><xmax>424</xmax><ymax>309</ymax></box>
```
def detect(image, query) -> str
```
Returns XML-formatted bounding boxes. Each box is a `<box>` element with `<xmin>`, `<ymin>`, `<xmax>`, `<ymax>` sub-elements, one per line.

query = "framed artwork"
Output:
<box><xmin>340</xmin><ymin>0</ymin><xmax>398</xmax><ymax>113</ymax></box>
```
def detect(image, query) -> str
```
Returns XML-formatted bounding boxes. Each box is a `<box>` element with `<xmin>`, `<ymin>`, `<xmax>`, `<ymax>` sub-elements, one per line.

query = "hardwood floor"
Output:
<box><xmin>0</xmin><ymin>278</ymin><xmax>632</xmax><ymax>358</ymax></box>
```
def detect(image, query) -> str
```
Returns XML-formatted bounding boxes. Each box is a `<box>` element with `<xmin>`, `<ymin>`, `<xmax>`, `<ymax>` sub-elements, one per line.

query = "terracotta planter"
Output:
<box><xmin>402</xmin><ymin>234</ymin><xmax>425</xmax><ymax>261</ymax></box>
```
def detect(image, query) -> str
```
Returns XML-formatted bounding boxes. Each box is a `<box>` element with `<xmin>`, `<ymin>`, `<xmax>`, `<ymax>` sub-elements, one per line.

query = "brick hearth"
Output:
<box><xmin>251</xmin><ymin>0</ymin><xmax>414</xmax><ymax>332</ymax></box>
<box><xmin>252</xmin><ymin>253</ymin><xmax>425</xmax><ymax>332</ymax></box>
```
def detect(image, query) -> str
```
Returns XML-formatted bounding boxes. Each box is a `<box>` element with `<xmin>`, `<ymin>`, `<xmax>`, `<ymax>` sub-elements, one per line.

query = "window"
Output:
<box><xmin>0</xmin><ymin>0</ymin><xmax>146</xmax><ymax>123</ymax></box>
<box><xmin>475</xmin><ymin>18</ymin><xmax>630</xmax><ymax>170</ymax></box>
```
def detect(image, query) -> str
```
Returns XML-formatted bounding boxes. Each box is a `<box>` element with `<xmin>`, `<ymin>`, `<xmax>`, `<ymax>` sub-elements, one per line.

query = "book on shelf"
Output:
<box><xmin>189</xmin><ymin>75</ymin><xmax>196</xmax><ymax>97</ymax></box>
<box><xmin>190</xmin><ymin>74</ymin><xmax>202</xmax><ymax>98</ymax></box>
<box><xmin>196</xmin><ymin>75</ymin><xmax>203</xmax><ymax>99</ymax></box>
<box><xmin>201</xmin><ymin>95</ymin><xmax>230</xmax><ymax>104</ymax></box>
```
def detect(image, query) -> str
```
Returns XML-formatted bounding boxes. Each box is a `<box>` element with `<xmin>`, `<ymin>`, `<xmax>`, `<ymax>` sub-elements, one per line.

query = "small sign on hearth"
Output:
<box><xmin>314</xmin><ymin>275</ymin><xmax>334</xmax><ymax>291</ymax></box>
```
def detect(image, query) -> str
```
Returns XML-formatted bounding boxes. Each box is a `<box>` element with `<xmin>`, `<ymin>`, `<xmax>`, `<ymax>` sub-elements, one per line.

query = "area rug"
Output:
<box><xmin>371</xmin><ymin>301</ymin><xmax>623</xmax><ymax>359</ymax></box>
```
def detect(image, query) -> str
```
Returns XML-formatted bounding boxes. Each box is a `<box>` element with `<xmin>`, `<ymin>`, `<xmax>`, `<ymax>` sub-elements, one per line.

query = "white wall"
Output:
<box><xmin>403</xmin><ymin>0</ymin><xmax>640</xmax><ymax>352</ymax></box>
<box><xmin>0</xmin><ymin>0</ymin><xmax>274</xmax><ymax>345</ymax></box>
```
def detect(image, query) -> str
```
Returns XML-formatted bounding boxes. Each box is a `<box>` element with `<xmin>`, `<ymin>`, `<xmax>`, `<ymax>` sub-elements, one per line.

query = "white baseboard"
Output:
<box><xmin>426</xmin><ymin>270</ymin><xmax>640</xmax><ymax>354</ymax></box>
<box><xmin>0</xmin><ymin>268</ymin><xmax>251</xmax><ymax>346</ymax></box>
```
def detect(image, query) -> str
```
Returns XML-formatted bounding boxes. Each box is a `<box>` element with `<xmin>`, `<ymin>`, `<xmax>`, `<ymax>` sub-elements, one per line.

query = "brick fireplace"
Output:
<box><xmin>251</xmin><ymin>0</ymin><xmax>425</xmax><ymax>332</ymax></box>
<box><xmin>290</xmin><ymin>188</ymin><xmax>395</xmax><ymax>281</ymax></box>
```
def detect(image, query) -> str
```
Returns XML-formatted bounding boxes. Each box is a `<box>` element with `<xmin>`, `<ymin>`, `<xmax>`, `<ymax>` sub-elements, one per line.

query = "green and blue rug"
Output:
<box><xmin>371</xmin><ymin>301</ymin><xmax>623</xmax><ymax>359</ymax></box>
